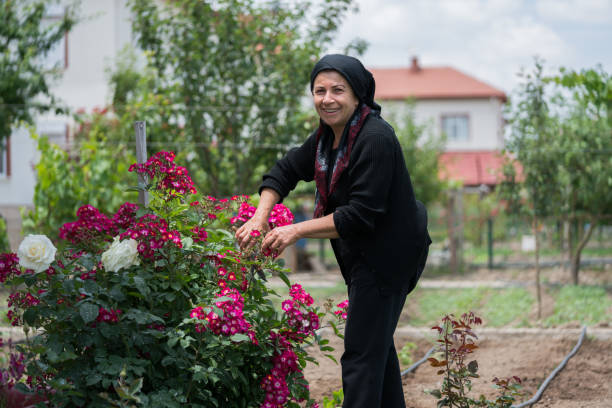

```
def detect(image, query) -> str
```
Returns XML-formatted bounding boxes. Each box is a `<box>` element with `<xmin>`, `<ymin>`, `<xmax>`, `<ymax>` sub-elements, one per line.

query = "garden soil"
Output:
<box><xmin>298</xmin><ymin>265</ymin><xmax>612</xmax><ymax>407</ymax></box>
<box><xmin>304</xmin><ymin>333</ymin><xmax>612</xmax><ymax>407</ymax></box>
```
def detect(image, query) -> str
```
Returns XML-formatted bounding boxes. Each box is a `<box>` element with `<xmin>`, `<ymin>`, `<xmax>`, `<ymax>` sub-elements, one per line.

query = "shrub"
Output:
<box><xmin>1</xmin><ymin>151</ymin><xmax>331</xmax><ymax>407</ymax></box>
<box><xmin>0</xmin><ymin>216</ymin><xmax>9</xmax><ymax>253</ymax></box>
<box><xmin>426</xmin><ymin>312</ymin><xmax>524</xmax><ymax>407</ymax></box>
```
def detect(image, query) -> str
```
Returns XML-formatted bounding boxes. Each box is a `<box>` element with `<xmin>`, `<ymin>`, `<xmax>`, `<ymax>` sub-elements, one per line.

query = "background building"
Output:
<box><xmin>0</xmin><ymin>0</ymin><xmax>134</xmax><ymax>249</ymax></box>
<box><xmin>370</xmin><ymin>56</ymin><xmax>508</xmax><ymax>190</ymax></box>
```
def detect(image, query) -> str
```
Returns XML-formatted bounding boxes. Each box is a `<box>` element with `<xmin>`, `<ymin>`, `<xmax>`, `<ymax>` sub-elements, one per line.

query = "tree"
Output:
<box><xmin>550</xmin><ymin>66</ymin><xmax>612</xmax><ymax>284</ymax></box>
<box><xmin>502</xmin><ymin>60</ymin><xmax>612</xmax><ymax>290</ymax></box>
<box><xmin>127</xmin><ymin>0</ymin><xmax>356</xmax><ymax>197</ymax></box>
<box><xmin>0</xmin><ymin>0</ymin><xmax>76</xmax><ymax>142</ymax></box>
<box><xmin>500</xmin><ymin>59</ymin><xmax>563</xmax><ymax>317</ymax></box>
<box><xmin>389</xmin><ymin>101</ymin><xmax>447</xmax><ymax>206</ymax></box>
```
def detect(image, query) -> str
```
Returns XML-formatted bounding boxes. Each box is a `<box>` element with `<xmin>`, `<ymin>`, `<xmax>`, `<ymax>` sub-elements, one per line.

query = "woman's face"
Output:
<box><xmin>312</xmin><ymin>70</ymin><xmax>359</xmax><ymax>136</ymax></box>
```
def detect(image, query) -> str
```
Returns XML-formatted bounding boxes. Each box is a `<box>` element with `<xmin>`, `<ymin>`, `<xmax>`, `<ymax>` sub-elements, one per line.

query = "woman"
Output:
<box><xmin>236</xmin><ymin>54</ymin><xmax>431</xmax><ymax>408</ymax></box>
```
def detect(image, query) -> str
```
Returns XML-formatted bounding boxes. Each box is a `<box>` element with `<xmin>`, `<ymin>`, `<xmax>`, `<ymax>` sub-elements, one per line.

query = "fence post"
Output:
<box><xmin>134</xmin><ymin>121</ymin><xmax>149</xmax><ymax>207</ymax></box>
<box><xmin>487</xmin><ymin>217</ymin><xmax>494</xmax><ymax>269</ymax></box>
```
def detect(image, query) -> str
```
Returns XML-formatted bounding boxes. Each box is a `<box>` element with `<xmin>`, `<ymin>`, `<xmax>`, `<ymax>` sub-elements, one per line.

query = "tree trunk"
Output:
<box><xmin>533</xmin><ymin>216</ymin><xmax>542</xmax><ymax>320</ymax></box>
<box><xmin>570</xmin><ymin>220</ymin><xmax>597</xmax><ymax>285</ymax></box>
<box><xmin>565</xmin><ymin>220</ymin><xmax>573</xmax><ymax>275</ymax></box>
<box><xmin>447</xmin><ymin>193</ymin><xmax>457</xmax><ymax>274</ymax></box>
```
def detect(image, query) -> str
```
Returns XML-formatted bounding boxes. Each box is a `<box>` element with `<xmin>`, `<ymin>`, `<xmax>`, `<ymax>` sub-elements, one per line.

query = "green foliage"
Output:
<box><xmin>398</xmin><ymin>341</ymin><xmax>417</xmax><ymax>366</ymax></box>
<box><xmin>126</xmin><ymin>0</ymin><xmax>357</xmax><ymax>197</ymax></box>
<box><xmin>21</xmin><ymin>131</ymin><xmax>136</xmax><ymax>240</ymax></box>
<box><xmin>322</xmin><ymin>388</ymin><xmax>344</xmax><ymax>408</ymax></box>
<box><xmin>501</xmin><ymin>59</ymin><xmax>612</xmax><ymax>282</ymax></box>
<box><xmin>482</xmin><ymin>288</ymin><xmax>533</xmax><ymax>327</ymax></box>
<box><xmin>0</xmin><ymin>0</ymin><xmax>77</xmax><ymax>142</ymax></box>
<box><xmin>413</xmin><ymin>288</ymin><xmax>487</xmax><ymax>326</ymax></box>
<box><xmin>390</xmin><ymin>101</ymin><xmax>447</xmax><ymax>205</ymax></box>
<box><xmin>0</xmin><ymin>215</ymin><xmax>9</xmax><ymax>253</ymax></box>
<box><xmin>462</xmin><ymin>193</ymin><xmax>502</xmax><ymax>247</ymax></box>
<box><xmin>545</xmin><ymin>285</ymin><xmax>611</xmax><ymax>327</ymax></box>
<box><xmin>5</xmin><ymin>153</ymin><xmax>332</xmax><ymax>407</ymax></box>
<box><xmin>500</xmin><ymin>59</ymin><xmax>563</xmax><ymax>220</ymax></box>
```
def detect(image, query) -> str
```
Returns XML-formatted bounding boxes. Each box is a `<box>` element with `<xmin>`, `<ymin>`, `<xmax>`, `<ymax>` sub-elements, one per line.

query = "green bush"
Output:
<box><xmin>21</xmin><ymin>131</ymin><xmax>136</xmax><ymax>241</ymax></box>
<box><xmin>0</xmin><ymin>215</ymin><xmax>9</xmax><ymax>253</ymax></box>
<box><xmin>2</xmin><ymin>152</ymin><xmax>331</xmax><ymax>407</ymax></box>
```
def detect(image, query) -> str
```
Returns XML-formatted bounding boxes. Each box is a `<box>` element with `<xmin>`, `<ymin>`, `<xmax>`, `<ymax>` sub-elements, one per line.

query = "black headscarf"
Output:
<box><xmin>309</xmin><ymin>54</ymin><xmax>381</xmax><ymax>112</ymax></box>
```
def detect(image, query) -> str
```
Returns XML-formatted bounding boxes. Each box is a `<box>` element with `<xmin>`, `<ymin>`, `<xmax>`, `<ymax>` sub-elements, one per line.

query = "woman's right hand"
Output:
<box><xmin>235</xmin><ymin>216</ymin><xmax>270</xmax><ymax>250</ymax></box>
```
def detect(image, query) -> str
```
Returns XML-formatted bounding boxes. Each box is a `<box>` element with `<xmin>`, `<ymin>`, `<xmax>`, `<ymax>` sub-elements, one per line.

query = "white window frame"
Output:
<box><xmin>38</xmin><ymin>121</ymin><xmax>69</xmax><ymax>149</ymax></box>
<box><xmin>441</xmin><ymin>114</ymin><xmax>470</xmax><ymax>142</ymax></box>
<box><xmin>41</xmin><ymin>5</ymin><xmax>68</xmax><ymax>70</ymax></box>
<box><xmin>0</xmin><ymin>137</ymin><xmax>9</xmax><ymax>179</ymax></box>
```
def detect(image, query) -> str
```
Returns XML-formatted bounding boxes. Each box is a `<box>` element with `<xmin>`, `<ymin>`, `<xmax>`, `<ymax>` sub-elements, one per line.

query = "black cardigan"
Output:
<box><xmin>260</xmin><ymin>114</ymin><xmax>431</xmax><ymax>293</ymax></box>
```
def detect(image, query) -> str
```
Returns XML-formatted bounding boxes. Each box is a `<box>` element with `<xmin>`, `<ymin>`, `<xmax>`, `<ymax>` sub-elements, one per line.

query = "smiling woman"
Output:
<box><xmin>312</xmin><ymin>71</ymin><xmax>360</xmax><ymax>145</ymax></box>
<box><xmin>236</xmin><ymin>54</ymin><xmax>432</xmax><ymax>408</ymax></box>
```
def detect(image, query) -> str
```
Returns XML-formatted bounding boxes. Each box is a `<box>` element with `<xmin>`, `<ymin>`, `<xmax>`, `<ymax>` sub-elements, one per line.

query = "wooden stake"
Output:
<box><xmin>134</xmin><ymin>121</ymin><xmax>149</xmax><ymax>207</ymax></box>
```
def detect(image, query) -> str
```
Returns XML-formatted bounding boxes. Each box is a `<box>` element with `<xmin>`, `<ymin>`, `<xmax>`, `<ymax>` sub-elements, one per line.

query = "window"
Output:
<box><xmin>0</xmin><ymin>137</ymin><xmax>9</xmax><ymax>178</ymax></box>
<box><xmin>41</xmin><ymin>5</ymin><xmax>68</xmax><ymax>69</ymax></box>
<box><xmin>39</xmin><ymin>122</ymin><xmax>68</xmax><ymax>149</ymax></box>
<box><xmin>441</xmin><ymin>114</ymin><xmax>469</xmax><ymax>142</ymax></box>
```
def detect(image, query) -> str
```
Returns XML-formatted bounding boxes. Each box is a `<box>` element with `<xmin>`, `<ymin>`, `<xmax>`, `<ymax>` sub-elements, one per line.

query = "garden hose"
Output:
<box><xmin>400</xmin><ymin>346</ymin><xmax>436</xmax><ymax>376</ymax></box>
<box><xmin>512</xmin><ymin>326</ymin><xmax>587</xmax><ymax>408</ymax></box>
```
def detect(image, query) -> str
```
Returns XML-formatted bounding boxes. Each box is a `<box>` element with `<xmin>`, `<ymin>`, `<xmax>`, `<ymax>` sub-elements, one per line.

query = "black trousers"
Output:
<box><xmin>341</xmin><ymin>265</ymin><xmax>408</xmax><ymax>408</ymax></box>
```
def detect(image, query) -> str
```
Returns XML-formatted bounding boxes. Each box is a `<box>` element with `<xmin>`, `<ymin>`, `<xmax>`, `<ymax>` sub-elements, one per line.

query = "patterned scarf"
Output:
<box><xmin>313</xmin><ymin>104</ymin><xmax>372</xmax><ymax>218</ymax></box>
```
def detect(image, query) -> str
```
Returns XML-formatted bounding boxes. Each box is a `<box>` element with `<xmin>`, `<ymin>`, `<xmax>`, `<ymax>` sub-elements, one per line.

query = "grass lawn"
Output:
<box><xmin>268</xmin><ymin>282</ymin><xmax>611</xmax><ymax>329</ymax></box>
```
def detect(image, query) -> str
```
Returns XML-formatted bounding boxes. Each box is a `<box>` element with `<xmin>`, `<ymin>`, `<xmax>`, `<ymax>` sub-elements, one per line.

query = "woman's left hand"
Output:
<box><xmin>262</xmin><ymin>224</ymin><xmax>301</xmax><ymax>254</ymax></box>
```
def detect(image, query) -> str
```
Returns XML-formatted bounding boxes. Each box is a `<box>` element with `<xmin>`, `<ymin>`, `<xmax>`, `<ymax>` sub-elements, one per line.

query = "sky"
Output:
<box><xmin>325</xmin><ymin>0</ymin><xmax>612</xmax><ymax>96</ymax></box>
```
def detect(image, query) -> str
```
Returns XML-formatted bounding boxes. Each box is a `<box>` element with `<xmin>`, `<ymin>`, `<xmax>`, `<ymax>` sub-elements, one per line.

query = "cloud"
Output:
<box><xmin>330</xmin><ymin>0</ymin><xmax>607</xmax><ymax>93</ymax></box>
<box><xmin>535</xmin><ymin>0</ymin><xmax>612</xmax><ymax>24</ymax></box>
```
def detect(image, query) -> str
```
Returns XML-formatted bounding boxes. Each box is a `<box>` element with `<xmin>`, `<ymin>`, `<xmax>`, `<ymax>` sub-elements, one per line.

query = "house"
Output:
<box><xmin>369</xmin><ymin>57</ymin><xmax>508</xmax><ymax>191</ymax></box>
<box><xmin>0</xmin><ymin>0</ymin><xmax>134</xmax><ymax>250</ymax></box>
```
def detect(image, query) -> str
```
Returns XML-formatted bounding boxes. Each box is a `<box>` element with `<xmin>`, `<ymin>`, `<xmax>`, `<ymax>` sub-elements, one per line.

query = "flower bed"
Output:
<box><xmin>0</xmin><ymin>151</ymin><xmax>342</xmax><ymax>407</ymax></box>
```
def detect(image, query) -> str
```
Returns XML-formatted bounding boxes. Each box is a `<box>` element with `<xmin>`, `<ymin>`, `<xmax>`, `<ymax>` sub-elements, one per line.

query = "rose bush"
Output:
<box><xmin>0</xmin><ymin>151</ymin><xmax>336</xmax><ymax>407</ymax></box>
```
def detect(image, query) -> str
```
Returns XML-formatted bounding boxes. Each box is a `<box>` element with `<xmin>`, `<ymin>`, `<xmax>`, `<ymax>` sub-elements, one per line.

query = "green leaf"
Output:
<box><xmin>109</xmin><ymin>285</ymin><xmax>126</xmax><ymax>301</ymax></box>
<box><xmin>133</xmin><ymin>276</ymin><xmax>150</xmax><ymax>296</ymax></box>
<box><xmin>324</xmin><ymin>354</ymin><xmax>338</xmax><ymax>364</ymax></box>
<box><xmin>86</xmin><ymin>374</ymin><xmax>102</xmax><ymax>386</ymax></box>
<box><xmin>277</xmin><ymin>270</ymin><xmax>291</xmax><ymax>288</ymax></box>
<box><xmin>79</xmin><ymin>302</ymin><xmax>99</xmax><ymax>323</ymax></box>
<box><xmin>23</xmin><ymin>308</ymin><xmax>38</xmax><ymax>326</ymax></box>
<box><xmin>229</xmin><ymin>334</ymin><xmax>250</xmax><ymax>343</ymax></box>
<box><xmin>161</xmin><ymin>356</ymin><xmax>175</xmax><ymax>367</ymax></box>
<box><xmin>170</xmin><ymin>280</ymin><xmax>182</xmax><ymax>291</ymax></box>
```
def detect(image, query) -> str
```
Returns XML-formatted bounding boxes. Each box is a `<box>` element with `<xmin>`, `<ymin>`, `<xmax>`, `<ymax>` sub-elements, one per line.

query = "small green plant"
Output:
<box><xmin>398</xmin><ymin>341</ymin><xmax>417</xmax><ymax>366</ymax></box>
<box><xmin>0</xmin><ymin>216</ymin><xmax>9</xmax><ymax>253</ymax></box>
<box><xmin>322</xmin><ymin>388</ymin><xmax>343</xmax><ymax>408</ymax></box>
<box><xmin>426</xmin><ymin>312</ymin><xmax>524</xmax><ymax>407</ymax></box>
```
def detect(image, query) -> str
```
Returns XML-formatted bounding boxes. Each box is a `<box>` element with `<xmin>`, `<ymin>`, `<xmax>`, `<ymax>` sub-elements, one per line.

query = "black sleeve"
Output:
<box><xmin>333</xmin><ymin>129</ymin><xmax>396</xmax><ymax>237</ymax></box>
<box><xmin>259</xmin><ymin>132</ymin><xmax>317</xmax><ymax>201</ymax></box>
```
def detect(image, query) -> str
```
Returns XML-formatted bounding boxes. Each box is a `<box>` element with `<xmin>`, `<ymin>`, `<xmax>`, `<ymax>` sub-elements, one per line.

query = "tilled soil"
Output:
<box><xmin>304</xmin><ymin>332</ymin><xmax>612</xmax><ymax>407</ymax></box>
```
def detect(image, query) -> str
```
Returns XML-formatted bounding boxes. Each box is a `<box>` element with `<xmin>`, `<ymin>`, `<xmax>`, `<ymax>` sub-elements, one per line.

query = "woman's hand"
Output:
<box><xmin>261</xmin><ymin>224</ymin><xmax>301</xmax><ymax>254</ymax></box>
<box><xmin>235</xmin><ymin>216</ymin><xmax>270</xmax><ymax>250</ymax></box>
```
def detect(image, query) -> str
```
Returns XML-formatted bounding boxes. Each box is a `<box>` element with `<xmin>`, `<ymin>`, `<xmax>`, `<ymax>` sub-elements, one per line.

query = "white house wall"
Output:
<box><xmin>52</xmin><ymin>0</ymin><xmax>134</xmax><ymax>110</ymax></box>
<box><xmin>0</xmin><ymin>0</ymin><xmax>134</xmax><ymax>249</ymax></box>
<box><xmin>383</xmin><ymin>98</ymin><xmax>505</xmax><ymax>151</ymax></box>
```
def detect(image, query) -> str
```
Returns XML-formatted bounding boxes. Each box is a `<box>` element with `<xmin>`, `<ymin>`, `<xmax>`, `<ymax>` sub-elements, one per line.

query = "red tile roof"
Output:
<box><xmin>438</xmin><ymin>150</ymin><xmax>518</xmax><ymax>187</ymax></box>
<box><xmin>370</xmin><ymin>59</ymin><xmax>507</xmax><ymax>102</ymax></box>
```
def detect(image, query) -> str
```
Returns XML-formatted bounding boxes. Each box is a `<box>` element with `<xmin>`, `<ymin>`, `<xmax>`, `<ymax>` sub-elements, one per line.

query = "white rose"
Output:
<box><xmin>17</xmin><ymin>234</ymin><xmax>57</xmax><ymax>272</ymax></box>
<box><xmin>101</xmin><ymin>236</ymin><xmax>140</xmax><ymax>273</ymax></box>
